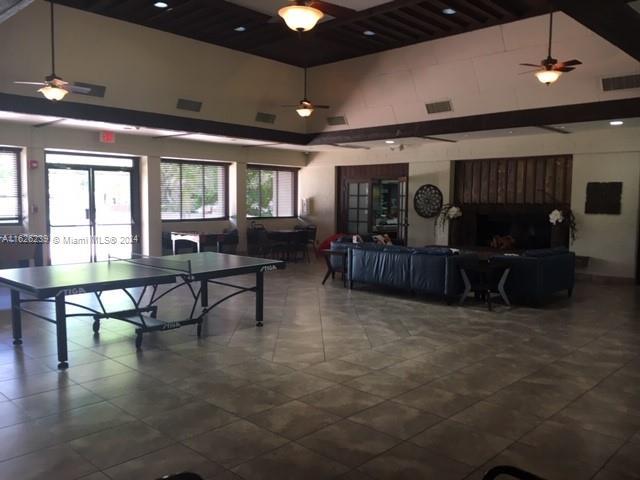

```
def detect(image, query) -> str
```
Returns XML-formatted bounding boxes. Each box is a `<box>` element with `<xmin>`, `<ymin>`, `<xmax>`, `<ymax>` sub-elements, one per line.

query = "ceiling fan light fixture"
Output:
<box><xmin>296</xmin><ymin>106</ymin><xmax>314</xmax><ymax>117</ymax></box>
<box><xmin>535</xmin><ymin>69</ymin><xmax>561</xmax><ymax>85</ymax></box>
<box><xmin>38</xmin><ymin>84</ymin><xmax>68</xmax><ymax>101</ymax></box>
<box><xmin>278</xmin><ymin>4</ymin><xmax>324</xmax><ymax>32</ymax></box>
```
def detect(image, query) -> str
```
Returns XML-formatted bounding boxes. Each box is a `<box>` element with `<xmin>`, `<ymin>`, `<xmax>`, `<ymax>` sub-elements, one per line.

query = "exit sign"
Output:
<box><xmin>99</xmin><ymin>131</ymin><xmax>116</xmax><ymax>144</ymax></box>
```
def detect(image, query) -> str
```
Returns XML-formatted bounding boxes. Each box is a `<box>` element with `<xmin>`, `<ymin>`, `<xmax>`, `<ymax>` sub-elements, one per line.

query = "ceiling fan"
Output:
<box><xmin>282</xmin><ymin>68</ymin><xmax>330</xmax><ymax>117</ymax></box>
<box><xmin>519</xmin><ymin>12</ymin><xmax>582</xmax><ymax>85</ymax></box>
<box><xmin>14</xmin><ymin>0</ymin><xmax>90</xmax><ymax>100</ymax></box>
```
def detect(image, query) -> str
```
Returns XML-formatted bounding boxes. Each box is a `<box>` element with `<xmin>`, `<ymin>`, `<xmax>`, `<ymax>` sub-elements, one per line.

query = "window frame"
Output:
<box><xmin>0</xmin><ymin>147</ymin><xmax>22</xmax><ymax>226</ymax></box>
<box><xmin>160</xmin><ymin>158</ymin><xmax>230</xmax><ymax>223</ymax></box>
<box><xmin>246</xmin><ymin>164</ymin><xmax>299</xmax><ymax>219</ymax></box>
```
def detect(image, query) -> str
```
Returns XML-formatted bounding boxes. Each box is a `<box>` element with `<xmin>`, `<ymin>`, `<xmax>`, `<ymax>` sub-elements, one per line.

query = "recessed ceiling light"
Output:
<box><xmin>385</xmin><ymin>140</ymin><xmax>395</xmax><ymax>144</ymax></box>
<box><xmin>234</xmin><ymin>26</ymin><xmax>246</xmax><ymax>32</ymax></box>
<box><xmin>154</xmin><ymin>1</ymin><xmax>168</xmax><ymax>8</ymax></box>
<box><xmin>610</xmin><ymin>120</ymin><xmax>624</xmax><ymax>126</ymax></box>
<box><xmin>363</xmin><ymin>30</ymin><xmax>376</xmax><ymax>36</ymax></box>
<box><xmin>442</xmin><ymin>7</ymin><xmax>456</xmax><ymax>15</ymax></box>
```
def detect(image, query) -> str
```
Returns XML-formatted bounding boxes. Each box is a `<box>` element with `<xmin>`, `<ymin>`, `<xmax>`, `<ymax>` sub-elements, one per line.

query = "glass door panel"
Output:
<box><xmin>48</xmin><ymin>168</ymin><xmax>92</xmax><ymax>265</ymax></box>
<box><xmin>347</xmin><ymin>182</ymin><xmax>370</xmax><ymax>235</ymax></box>
<box><xmin>93</xmin><ymin>170</ymin><xmax>133</xmax><ymax>261</ymax></box>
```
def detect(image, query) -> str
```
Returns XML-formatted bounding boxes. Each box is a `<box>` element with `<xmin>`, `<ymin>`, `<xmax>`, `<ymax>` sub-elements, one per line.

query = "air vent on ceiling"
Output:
<box><xmin>176</xmin><ymin>98</ymin><xmax>203</xmax><ymax>112</ymax></box>
<box><xmin>425</xmin><ymin>100</ymin><xmax>453</xmax><ymax>114</ymax></box>
<box><xmin>255</xmin><ymin>112</ymin><xmax>276</xmax><ymax>124</ymax></box>
<box><xmin>327</xmin><ymin>115</ymin><xmax>348</xmax><ymax>126</ymax></box>
<box><xmin>73</xmin><ymin>82</ymin><xmax>106</xmax><ymax>98</ymax></box>
<box><xmin>601</xmin><ymin>74</ymin><xmax>640</xmax><ymax>92</ymax></box>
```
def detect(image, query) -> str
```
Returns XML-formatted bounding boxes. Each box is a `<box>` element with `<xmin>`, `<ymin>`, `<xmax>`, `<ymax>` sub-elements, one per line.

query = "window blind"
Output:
<box><xmin>0</xmin><ymin>148</ymin><xmax>21</xmax><ymax>224</ymax></box>
<box><xmin>161</xmin><ymin>160</ymin><xmax>226</xmax><ymax>220</ymax></box>
<box><xmin>246</xmin><ymin>166</ymin><xmax>297</xmax><ymax>218</ymax></box>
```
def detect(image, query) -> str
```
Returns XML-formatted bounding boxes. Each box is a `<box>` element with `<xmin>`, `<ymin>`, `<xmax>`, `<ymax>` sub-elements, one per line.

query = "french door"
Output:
<box><xmin>47</xmin><ymin>160</ymin><xmax>138</xmax><ymax>265</ymax></box>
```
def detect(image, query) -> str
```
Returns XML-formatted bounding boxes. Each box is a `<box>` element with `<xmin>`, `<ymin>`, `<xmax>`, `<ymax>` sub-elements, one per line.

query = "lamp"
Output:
<box><xmin>38</xmin><ymin>84</ymin><xmax>68</xmax><ymax>101</ymax></box>
<box><xmin>535</xmin><ymin>69</ymin><xmax>561</xmax><ymax>85</ymax></box>
<box><xmin>296</xmin><ymin>106</ymin><xmax>314</xmax><ymax>117</ymax></box>
<box><xmin>278</xmin><ymin>3</ymin><xmax>323</xmax><ymax>32</ymax></box>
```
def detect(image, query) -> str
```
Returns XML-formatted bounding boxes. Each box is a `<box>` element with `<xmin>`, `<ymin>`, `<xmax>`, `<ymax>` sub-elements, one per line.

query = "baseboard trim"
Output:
<box><xmin>576</xmin><ymin>273</ymin><xmax>636</xmax><ymax>285</ymax></box>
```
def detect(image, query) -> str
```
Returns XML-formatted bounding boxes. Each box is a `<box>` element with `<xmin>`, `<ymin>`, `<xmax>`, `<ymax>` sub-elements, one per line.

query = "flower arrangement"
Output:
<box><xmin>435</xmin><ymin>204</ymin><xmax>462</xmax><ymax>232</ymax></box>
<box><xmin>549</xmin><ymin>207</ymin><xmax>577</xmax><ymax>242</ymax></box>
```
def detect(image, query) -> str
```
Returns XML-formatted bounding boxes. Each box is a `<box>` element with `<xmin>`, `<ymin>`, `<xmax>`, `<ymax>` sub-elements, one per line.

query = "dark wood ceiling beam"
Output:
<box><xmin>387</xmin><ymin>10</ymin><xmax>442</xmax><ymax>35</ymax></box>
<box><xmin>107</xmin><ymin>0</ymin><xmax>154</xmax><ymax>19</ymax></box>
<box><xmin>341</xmin><ymin>24</ymin><xmax>395</xmax><ymax>46</ymax></box>
<box><xmin>429</xmin><ymin>0</ymin><xmax>488</xmax><ymax>24</ymax></box>
<box><xmin>143</xmin><ymin>0</ymin><xmax>203</xmax><ymax>23</ymax></box>
<box><xmin>308</xmin><ymin>97</ymin><xmax>640</xmax><ymax>145</ymax></box>
<box><xmin>310</xmin><ymin>1</ymin><xmax>356</xmax><ymax>18</ymax></box>
<box><xmin>315</xmin><ymin>0</ymin><xmax>425</xmax><ymax>32</ymax></box>
<box><xmin>224</xmin><ymin>24</ymin><xmax>289</xmax><ymax>50</ymax></box>
<box><xmin>552</xmin><ymin>0</ymin><xmax>640</xmax><ymax>62</ymax></box>
<box><xmin>182</xmin><ymin>11</ymin><xmax>246</xmax><ymax>37</ymax></box>
<box><xmin>412</xmin><ymin>2</ymin><xmax>468</xmax><ymax>28</ymax></box>
<box><xmin>374</xmin><ymin>13</ymin><xmax>434</xmax><ymax>37</ymax></box>
<box><xmin>356</xmin><ymin>19</ymin><xmax>416</xmax><ymax>42</ymax></box>
<box><xmin>473</xmin><ymin>0</ymin><xmax>517</xmax><ymax>19</ymax></box>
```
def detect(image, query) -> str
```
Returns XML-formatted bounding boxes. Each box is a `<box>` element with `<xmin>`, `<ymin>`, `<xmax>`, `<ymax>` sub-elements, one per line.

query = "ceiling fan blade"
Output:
<box><xmin>314</xmin><ymin>105</ymin><xmax>330</xmax><ymax>109</ymax></box>
<box><xmin>66</xmin><ymin>84</ymin><xmax>92</xmax><ymax>94</ymax></box>
<box><xmin>14</xmin><ymin>81</ymin><xmax>47</xmax><ymax>86</ymax></box>
<box><xmin>519</xmin><ymin>63</ymin><xmax>542</xmax><ymax>67</ymax></box>
<box><xmin>559</xmin><ymin>59</ymin><xmax>582</xmax><ymax>67</ymax></box>
<box><xmin>518</xmin><ymin>70</ymin><xmax>540</xmax><ymax>75</ymax></box>
<box><xmin>281</xmin><ymin>105</ymin><xmax>299</xmax><ymax>108</ymax></box>
<box><xmin>555</xmin><ymin>67</ymin><xmax>575</xmax><ymax>73</ymax></box>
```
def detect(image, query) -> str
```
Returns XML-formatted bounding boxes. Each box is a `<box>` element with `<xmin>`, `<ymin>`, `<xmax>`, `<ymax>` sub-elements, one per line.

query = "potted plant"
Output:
<box><xmin>435</xmin><ymin>204</ymin><xmax>462</xmax><ymax>232</ymax></box>
<box><xmin>549</xmin><ymin>207</ymin><xmax>577</xmax><ymax>242</ymax></box>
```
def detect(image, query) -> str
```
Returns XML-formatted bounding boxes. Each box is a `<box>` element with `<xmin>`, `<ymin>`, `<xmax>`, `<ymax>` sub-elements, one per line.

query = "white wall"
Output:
<box><xmin>0</xmin><ymin>121</ymin><xmax>306</xmax><ymax>260</ymax></box>
<box><xmin>0</xmin><ymin>0</ymin><xmax>305</xmax><ymax>133</ymax></box>
<box><xmin>300</xmin><ymin>126</ymin><xmax>640</xmax><ymax>278</ymax></box>
<box><xmin>572</xmin><ymin>152</ymin><xmax>640</xmax><ymax>278</ymax></box>
<box><xmin>307</xmin><ymin>12</ymin><xmax>640</xmax><ymax>132</ymax></box>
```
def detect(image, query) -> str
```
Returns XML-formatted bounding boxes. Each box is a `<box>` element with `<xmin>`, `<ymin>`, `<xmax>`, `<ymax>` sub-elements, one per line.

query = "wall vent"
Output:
<box><xmin>425</xmin><ymin>100</ymin><xmax>453</xmax><ymax>114</ymax></box>
<box><xmin>601</xmin><ymin>74</ymin><xmax>640</xmax><ymax>92</ymax></box>
<box><xmin>73</xmin><ymin>82</ymin><xmax>106</xmax><ymax>98</ymax></box>
<box><xmin>176</xmin><ymin>98</ymin><xmax>203</xmax><ymax>112</ymax></box>
<box><xmin>327</xmin><ymin>115</ymin><xmax>348</xmax><ymax>126</ymax></box>
<box><xmin>255</xmin><ymin>112</ymin><xmax>276</xmax><ymax>124</ymax></box>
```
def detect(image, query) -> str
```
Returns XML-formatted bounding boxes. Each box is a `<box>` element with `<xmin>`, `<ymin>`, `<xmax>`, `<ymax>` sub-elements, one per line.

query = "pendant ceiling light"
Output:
<box><xmin>278</xmin><ymin>1</ymin><xmax>324</xmax><ymax>32</ymax></box>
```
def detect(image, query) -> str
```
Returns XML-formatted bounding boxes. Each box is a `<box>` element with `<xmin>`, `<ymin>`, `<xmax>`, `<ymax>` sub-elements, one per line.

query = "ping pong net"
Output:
<box><xmin>108</xmin><ymin>253</ymin><xmax>193</xmax><ymax>276</ymax></box>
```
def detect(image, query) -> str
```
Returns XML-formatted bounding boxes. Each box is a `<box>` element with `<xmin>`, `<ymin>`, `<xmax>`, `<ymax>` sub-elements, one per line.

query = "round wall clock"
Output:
<box><xmin>414</xmin><ymin>184</ymin><xmax>443</xmax><ymax>218</ymax></box>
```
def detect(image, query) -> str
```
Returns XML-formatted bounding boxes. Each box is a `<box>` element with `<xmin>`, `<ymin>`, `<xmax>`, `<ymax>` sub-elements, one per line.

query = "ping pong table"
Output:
<box><xmin>0</xmin><ymin>252</ymin><xmax>285</xmax><ymax>369</ymax></box>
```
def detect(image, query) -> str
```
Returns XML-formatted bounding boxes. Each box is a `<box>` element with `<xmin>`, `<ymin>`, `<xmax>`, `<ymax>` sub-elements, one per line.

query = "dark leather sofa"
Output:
<box><xmin>491</xmin><ymin>247</ymin><xmax>575</xmax><ymax>305</ymax></box>
<box><xmin>329</xmin><ymin>239</ymin><xmax>472</xmax><ymax>302</ymax></box>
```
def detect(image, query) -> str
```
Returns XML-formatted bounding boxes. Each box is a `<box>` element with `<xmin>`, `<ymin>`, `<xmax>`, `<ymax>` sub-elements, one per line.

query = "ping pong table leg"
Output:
<box><xmin>55</xmin><ymin>292</ymin><xmax>69</xmax><ymax>369</ymax></box>
<box><xmin>10</xmin><ymin>290</ymin><xmax>22</xmax><ymax>345</ymax></box>
<box><xmin>200</xmin><ymin>280</ymin><xmax>209</xmax><ymax>307</ymax></box>
<box><xmin>255</xmin><ymin>271</ymin><xmax>264</xmax><ymax>327</ymax></box>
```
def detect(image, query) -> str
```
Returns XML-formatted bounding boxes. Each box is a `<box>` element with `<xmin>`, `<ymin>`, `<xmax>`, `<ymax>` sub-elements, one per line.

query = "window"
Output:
<box><xmin>246</xmin><ymin>165</ymin><xmax>297</xmax><ymax>218</ymax></box>
<box><xmin>161</xmin><ymin>159</ymin><xmax>227</xmax><ymax>221</ymax></box>
<box><xmin>0</xmin><ymin>148</ymin><xmax>21</xmax><ymax>225</ymax></box>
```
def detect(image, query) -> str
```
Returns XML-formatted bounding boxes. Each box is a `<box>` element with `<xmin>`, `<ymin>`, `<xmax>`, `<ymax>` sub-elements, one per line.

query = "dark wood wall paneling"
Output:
<box><xmin>450</xmin><ymin>155</ymin><xmax>573</xmax><ymax>248</ymax></box>
<box><xmin>453</xmin><ymin>155</ymin><xmax>573</xmax><ymax>206</ymax></box>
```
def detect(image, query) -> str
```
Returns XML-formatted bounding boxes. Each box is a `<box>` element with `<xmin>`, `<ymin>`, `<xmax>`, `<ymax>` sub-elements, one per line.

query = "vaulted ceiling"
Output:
<box><xmin>55</xmin><ymin>0</ymin><xmax>560</xmax><ymax>67</ymax></box>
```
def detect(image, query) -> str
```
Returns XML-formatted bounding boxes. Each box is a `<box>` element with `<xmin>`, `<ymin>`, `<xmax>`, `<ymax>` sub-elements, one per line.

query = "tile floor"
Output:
<box><xmin>0</xmin><ymin>260</ymin><xmax>639</xmax><ymax>479</ymax></box>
